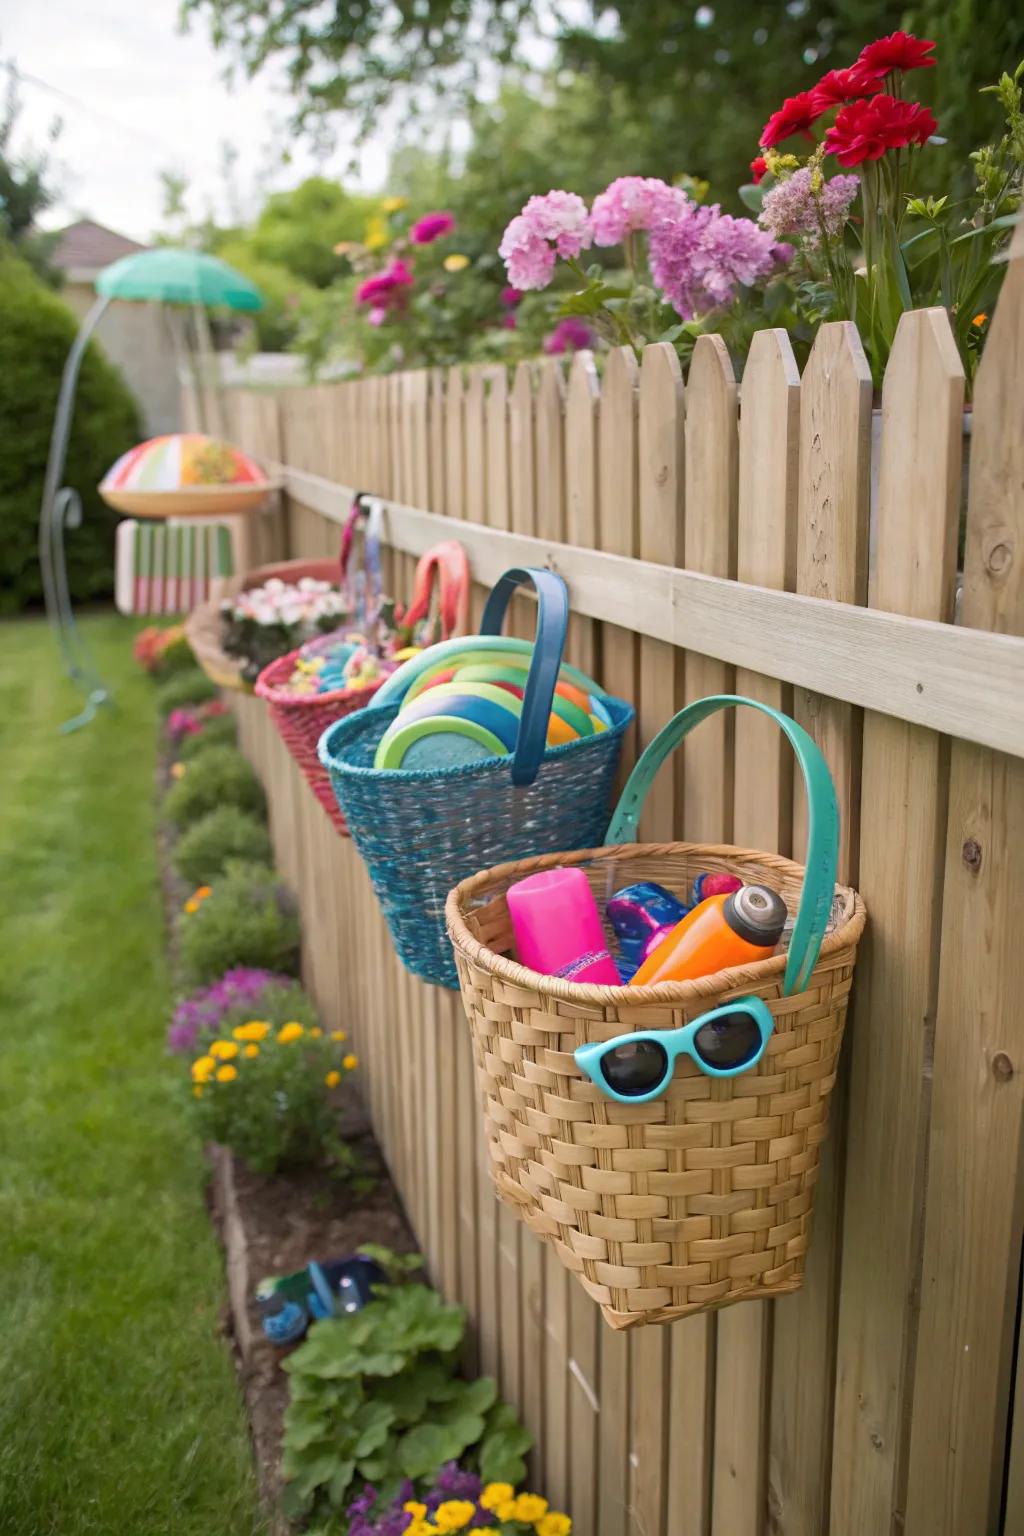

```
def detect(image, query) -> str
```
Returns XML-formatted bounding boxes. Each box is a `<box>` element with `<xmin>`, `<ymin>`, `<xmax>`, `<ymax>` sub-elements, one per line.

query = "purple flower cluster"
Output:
<box><xmin>166</xmin><ymin>967</ymin><xmax>291</xmax><ymax>1055</ymax></box>
<box><xmin>649</xmin><ymin>202</ymin><xmax>784</xmax><ymax>319</ymax></box>
<box><xmin>543</xmin><ymin>316</ymin><xmax>594</xmax><ymax>354</ymax></box>
<box><xmin>758</xmin><ymin>167</ymin><xmax>861</xmax><ymax>242</ymax></box>
<box><xmin>346</xmin><ymin>1465</ymin><xmax>486</xmax><ymax>1535</ymax></box>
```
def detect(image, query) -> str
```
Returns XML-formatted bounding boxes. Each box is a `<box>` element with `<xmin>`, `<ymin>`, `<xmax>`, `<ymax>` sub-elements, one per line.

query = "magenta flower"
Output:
<box><xmin>758</xmin><ymin>167</ymin><xmax>860</xmax><ymax>241</ymax></box>
<box><xmin>355</xmin><ymin>259</ymin><xmax>415</xmax><ymax>308</ymax></box>
<box><xmin>649</xmin><ymin>202</ymin><xmax>780</xmax><ymax>319</ymax></box>
<box><xmin>498</xmin><ymin>190</ymin><xmax>593</xmax><ymax>291</ymax></box>
<box><xmin>501</xmin><ymin>312</ymin><xmax>517</xmax><ymax>329</ymax></box>
<box><xmin>500</xmin><ymin>285</ymin><xmax>524</xmax><ymax>306</ymax></box>
<box><xmin>543</xmin><ymin>316</ymin><xmax>594</xmax><ymax>354</ymax></box>
<box><xmin>590</xmin><ymin>176</ymin><xmax>691</xmax><ymax>246</ymax></box>
<box><xmin>410</xmin><ymin>210</ymin><xmax>455</xmax><ymax>245</ymax></box>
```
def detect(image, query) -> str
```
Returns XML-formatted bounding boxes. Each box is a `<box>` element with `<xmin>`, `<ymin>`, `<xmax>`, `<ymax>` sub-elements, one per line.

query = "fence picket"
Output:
<box><xmin>830</xmin><ymin>308</ymin><xmax>962</xmax><ymax>1536</ymax></box>
<box><xmin>770</xmin><ymin>321</ymin><xmax>871</xmax><ymax>1536</ymax></box>
<box><xmin>904</xmin><ymin>225</ymin><xmax>1024</xmax><ymax>1536</ymax></box>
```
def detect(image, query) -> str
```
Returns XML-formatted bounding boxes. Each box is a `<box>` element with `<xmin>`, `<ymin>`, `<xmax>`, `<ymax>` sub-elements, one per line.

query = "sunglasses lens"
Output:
<box><xmin>599</xmin><ymin>1039</ymin><xmax>669</xmax><ymax>1097</ymax></box>
<box><xmin>693</xmin><ymin>1010</ymin><xmax>763</xmax><ymax>1071</ymax></box>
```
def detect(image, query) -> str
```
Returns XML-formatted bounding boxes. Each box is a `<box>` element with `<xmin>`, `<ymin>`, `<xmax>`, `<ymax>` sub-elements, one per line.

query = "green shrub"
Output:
<box><xmin>179</xmin><ymin>860</ymin><xmax>300</xmax><ymax>983</ymax></box>
<box><xmin>176</xmin><ymin>712</ymin><xmax>237</xmax><ymax>760</ymax></box>
<box><xmin>163</xmin><ymin>746</ymin><xmax>265</xmax><ymax>828</ymax></box>
<box><xmin>0</xmin><ymin>250</ymin><xmax>140</xmax><ymax>613</ymax></box>
<box><xmin>155</xmin><ymin>667</ymin><xmax>218</xmax><ymax>716</ymax></box>
<box><xmin>172</xmin><ymin>805</ymin><xmax>272</xmax><ymax>887</ymax></box>
<box><xmin>189</xmin><ymin>1004</ymin><xmax>361</xmax><ymax>1174</ymax></box>
<box><xmin>280</xmin><ymin>1283</ymin><xmax>531</xmax><ymax>1522</ymax></box>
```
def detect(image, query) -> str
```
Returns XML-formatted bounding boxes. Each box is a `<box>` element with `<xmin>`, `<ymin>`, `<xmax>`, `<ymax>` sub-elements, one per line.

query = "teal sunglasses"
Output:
<box><xmin>574</xmin><ymin>995</ymin><xmax>775</xmax><ymax>1104</ymax></box>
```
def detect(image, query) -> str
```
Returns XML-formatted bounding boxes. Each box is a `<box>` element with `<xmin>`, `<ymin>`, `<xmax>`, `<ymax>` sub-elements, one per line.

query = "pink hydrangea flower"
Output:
<box><xmin>355</xmin><ymin>259</ymin><xmax>415</xmax><ymax>307</ymax></box>
<box><xmin>543</xmin><ymin>316</ymin><xmax>594</xmax><ymax>353</ymax></box>
<box><xmin>590</xmin><ymin>176</ymin><xmax>691</xmax><ymax>246</ymax></box>
<box><xmin>649</xmin><ymin>203</ymin><xmax>781</xmax><ymax>319</ymax></box>
<box><xmin>410</xmin><ymin>211</ymin><xmax>455</xmax><ymax>244</ymax></box>
<box><xmin>498</xmin><ymin>190</ymin><xmax>593</xmax><ymax>291</ymax></box>
<box><xmin>758</xmin><ymin>168</ymin><xmax>861</xmax><ymax>241</ymax></box>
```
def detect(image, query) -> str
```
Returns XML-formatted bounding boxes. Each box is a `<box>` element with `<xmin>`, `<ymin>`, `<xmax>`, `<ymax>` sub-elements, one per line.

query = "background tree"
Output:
<box><xmin>0</xmin><ymin>62</ymin><xmax>63</xmax><ymax>281</ymax></box>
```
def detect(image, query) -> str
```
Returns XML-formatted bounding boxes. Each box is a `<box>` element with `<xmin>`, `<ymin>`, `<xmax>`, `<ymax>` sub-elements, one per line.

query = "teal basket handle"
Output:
<box><xmin>478</xmin><ymin>567</ymin><xmax>570</xmax><ymax>787</ymax></box>
<box><xmin>605</xmin><ymin>695</ymin><xmax>839</xmax><ymax>996</ymax></box>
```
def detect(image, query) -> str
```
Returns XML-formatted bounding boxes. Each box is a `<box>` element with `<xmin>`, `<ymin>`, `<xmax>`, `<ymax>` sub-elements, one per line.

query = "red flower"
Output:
<box><xmin>759</xmin><ymin>90</ymin><xmax>822</xmax><ymax>148</ymax></box>
<box><xmin>824</xmin><ymin>95</ymin><xmax>938</xmax><ymax>167</ymax></box>
<box><xmin>750</xmin><ymin>155</ymin><xmax>768</xmax><ymax>184</ymax></box>
<box><xmin>810</xmin><ymin>64</ymin><xmax>884</xmax><ymax>114</ymax></box>
<box><xmin>858</xmin><ymin>31</ymin><xmax>936</xmax><ymax>75</ymax></box>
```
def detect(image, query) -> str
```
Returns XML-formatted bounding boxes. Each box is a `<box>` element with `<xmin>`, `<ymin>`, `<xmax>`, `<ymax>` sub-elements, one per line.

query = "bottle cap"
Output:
<box><xmin>725</xmin><ymin>885</ymin><xmax>788</xmax><ymax>947</ymax></box>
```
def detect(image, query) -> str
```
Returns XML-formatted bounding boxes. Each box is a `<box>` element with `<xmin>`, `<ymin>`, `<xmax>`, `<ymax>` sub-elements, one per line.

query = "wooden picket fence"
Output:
<box><xmin>200</xmin><ymin>225</ymin><xmax>1024</xmax><ymax>1536</ymax></box>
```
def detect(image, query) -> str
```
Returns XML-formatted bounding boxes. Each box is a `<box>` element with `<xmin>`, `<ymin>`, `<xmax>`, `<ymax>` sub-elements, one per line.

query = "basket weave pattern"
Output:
<box><xmin>447</xmin><ymin>842</ymin><xmax>866</xmax><ymax>1329</ymax></box>
<box><xmin>256</xmin><ymin>652</ymin><xmax>389</xmax><ymax>834</ymax></box>
<box><xmin>319</xmin><ymin>698</ymin><xmax>633</xmax><ymax>988</ymax></box>
<box><xmin>185</xmin><ymin>558</ymin><xmax>342</xmax><ymax>694</ymax></box>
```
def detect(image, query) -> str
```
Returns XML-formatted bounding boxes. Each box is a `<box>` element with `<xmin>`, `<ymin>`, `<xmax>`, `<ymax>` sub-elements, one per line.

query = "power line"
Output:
<box><xmin>3</xmin><ymin>59</ymin><xmax>181</xmax><ymax>158</ymax></box>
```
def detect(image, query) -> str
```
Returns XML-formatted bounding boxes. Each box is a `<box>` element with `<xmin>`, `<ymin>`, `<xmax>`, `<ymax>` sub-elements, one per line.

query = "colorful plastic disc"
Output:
<box><xmin>373</xmin><ymin>715</ymin><xmax>508</xmax><ymax>770</ymax></box>
<box><xmin>397</xmin><ymin>689</ymin><xmax>521</xmax><ymax>751</ymax></box>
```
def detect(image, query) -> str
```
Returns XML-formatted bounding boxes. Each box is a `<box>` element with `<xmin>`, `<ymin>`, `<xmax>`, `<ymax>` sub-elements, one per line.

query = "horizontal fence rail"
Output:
<box><xmin>273</xmin><ymin>463</ymin><xmax>1024</xmax><ymax>761</ymax></box>
<box><xmin>200</xmin><ymin>224</ymin><xmax>1024</xmax><ymax>1536</ymax></box>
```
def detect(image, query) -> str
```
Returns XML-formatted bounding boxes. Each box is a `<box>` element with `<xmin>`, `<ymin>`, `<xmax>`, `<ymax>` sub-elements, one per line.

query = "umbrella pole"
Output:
<box><xmin>38</xmin><ymin>295</ymin><xmax>115</xmax><ymax>732</ymax></box>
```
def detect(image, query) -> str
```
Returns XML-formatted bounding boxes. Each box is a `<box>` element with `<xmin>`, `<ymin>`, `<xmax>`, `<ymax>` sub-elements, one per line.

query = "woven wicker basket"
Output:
<box><xmin>255</xmin><ymin>522</ymin><xmax>469</xmax><ymax>835</ymax></box>
<box><xmin>185</xmin><ymin>558</ymin><xmax>342</xmax><ymax>694</ymax></box>
<box><xmin>446</xmin><ymin>696</ymin><xmax>867</xmax><ymax>1329</ymax></box>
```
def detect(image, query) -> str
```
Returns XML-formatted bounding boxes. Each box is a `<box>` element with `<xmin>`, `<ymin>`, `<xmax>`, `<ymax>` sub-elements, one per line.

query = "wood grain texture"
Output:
<box><xmin>771</xmin><ymin>321</ymin><xmax>871</xmax><ymax>1536</ymax></box>
<box><xmin>904</xmin><ymin>224</ymin><xmax>1024</xmax><ymax>1536</ymax></box>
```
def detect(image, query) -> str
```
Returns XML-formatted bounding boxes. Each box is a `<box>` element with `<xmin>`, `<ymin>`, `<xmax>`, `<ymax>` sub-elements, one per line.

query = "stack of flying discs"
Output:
<box><xmin>373</xmin><ymin>643</ymin><xmax>611</xmax><ymax>771</ymax></box>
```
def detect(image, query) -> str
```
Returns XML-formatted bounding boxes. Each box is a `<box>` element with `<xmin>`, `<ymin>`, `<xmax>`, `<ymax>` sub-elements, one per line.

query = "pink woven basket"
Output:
<box><xmin>256</xmin><ymin>648</ymin><xmax>392</xmax><ymax>833</ymax></box>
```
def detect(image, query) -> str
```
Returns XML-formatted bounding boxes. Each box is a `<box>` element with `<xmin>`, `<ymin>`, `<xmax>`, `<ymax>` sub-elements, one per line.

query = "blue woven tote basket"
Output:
<box><xmin>317</xmin><ymin>567</ymin><xmax>634</xmax><ymax>988</ymax></box>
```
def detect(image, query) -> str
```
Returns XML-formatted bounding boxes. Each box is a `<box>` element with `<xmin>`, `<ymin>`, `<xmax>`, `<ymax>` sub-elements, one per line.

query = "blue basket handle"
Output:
<box><xmin>605</xmin><ymin>695</ymin><xmax>839</xmax><ymax>996</ymax></box>
<box><xmin>478</xmin><ymin>567</ymin><xmax>569</xmax><ymax>787</ymax></box>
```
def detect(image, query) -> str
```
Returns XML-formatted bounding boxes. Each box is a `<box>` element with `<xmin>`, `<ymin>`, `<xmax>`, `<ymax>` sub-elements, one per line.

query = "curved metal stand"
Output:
<box><xmin>38</xmin><ymin>295</ymin><xmax>114</xmax><ymax>732</ymax></box>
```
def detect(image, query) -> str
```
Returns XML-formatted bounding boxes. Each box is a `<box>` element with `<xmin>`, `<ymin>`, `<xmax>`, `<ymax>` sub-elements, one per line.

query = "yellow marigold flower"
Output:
<box><xmin>209</xmin><ymin>1040</ymin><xmax>239</xmax><ymax>1060</ymax></box>
<box><xmin>434</xmin><ymin>1502</ymin><xmax>476</xmax><ymax>1531</ymax></box>
<box><xmin>496</xmin><ymin>1505</ymin><xmax>518</xmax><ymax>1523</ymax></box>
<box><xmin>973</xmin><ymin>312</ymin><xmax>988</xmax><ymax>327</ymax></box>
<box><xmin>193</xmin><ymin>1084</ymin><xmax>204</xmax><ymax>1098</ymax></box>
<box><xmin>183</xmin><ymin>898</ymin><xmax>199</xmax><ymax>915</ymax></box>
<box><xmin>473</xmin><ymin>1530</ymin><xmax>500</xmax><ymax>1536</ymax></box>
<box><xmin>191</xmin><ymin>1055</ymin><xmax>216</xmax><ymax>1083</ymax></box>
<box><xmin>277</xmin><ymin>1022</ymin><xmax>304</xmax><ymax>1044</ymax></box>
<box><xmin>480</xmin><ymin>1484</ymin><xmax>514</xmax><ymax>1511</ymax></box>
<box><xmin>536</xmin><ymin>1514</ymin><xmax>572</xmax><ymax>1536</ymax></box>
<box><xmin>310</xmin><ymin>1026</ymin><xmax>323</xmax><ymax>1038</ymax></box>
<box><xmin>195</xmin><ymin>886</ymin><xmax>212</xmax><ymax>900</ymax></box>
<box><xmin>443</xmin><ymin>253</ymin><xmax>470</xmax><ymax>272</ymax></box>
<box><xmin>403</xmin><ymin>1503</ymin><xmax>427</xmax><ymax>1519</ymax></box>
<box><xmin>330</xmin><ymin>1029</ymin><xmax>347</xmax><ymax>1042</ymax></box>
<box><xmin>513</xmin><ymin>1495</ymin><xmax>548</xmax><ymax>1523</ymax></box>
<box><xmin>382</xmin><ymin>194</ymin><xmax>408</xmax><ymax>212</ymax></box>
<box><xmin>244</xmin><ymin>1044</ymin><xmax>260</xmax><ymax>1058</ymax></box>
<box><xmin>325</xmin><ymin>1070</ymin><xmax>341</xmax><ymax>1089</ymax></box>
<box><xmin>171</xmin><ymin>762</ymin><xmax>186</xmax><ymax>779</ymax></box>
<box><xmin>364</xmin><ymin>213</ymin><xmax>389</xmax><ymax>250</ymax></box>
<box><xmin>232</xmin><ymin>1020</ymin><xmax>270</xmax><ymax>1042</ymax></box>
<box><xmin>342</xmin><ymin>1053</ymin><xmax>358</xmax><ymax>1071</ymax></box>
<box><xmin>216</xmin><ymin>1065</ymin><xmax>237</xmax><ymax>1083</ymax></box>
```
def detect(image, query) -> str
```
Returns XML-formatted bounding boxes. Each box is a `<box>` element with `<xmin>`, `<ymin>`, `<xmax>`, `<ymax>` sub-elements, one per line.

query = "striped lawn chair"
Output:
<box><xmin>114</xmin><ymin>520</ymin><xmax>235</xmax><ymax>616</ymax></box>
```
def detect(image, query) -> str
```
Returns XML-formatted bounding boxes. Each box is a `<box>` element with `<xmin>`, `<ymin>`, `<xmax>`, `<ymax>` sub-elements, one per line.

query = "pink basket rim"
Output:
<box><xmin>254</xmin><ymin>645</ymin><xmax>396</xmax><ymax>710</ymax></box>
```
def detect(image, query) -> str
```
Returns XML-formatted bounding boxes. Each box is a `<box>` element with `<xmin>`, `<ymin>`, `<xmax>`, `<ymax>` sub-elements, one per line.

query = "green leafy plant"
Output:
<box><xmin>0</xmin><ymin>251</ymin><xmax>140</xmax><ymax>613</ymax></box>
<box><xmin>189</xmin><ymin>1008</ymin><xmax>362</xmax><ymax>1176</ymax></box>
<box><xmin>178</xmin><ymin>859</ymin><xmax>300</xmax><ymax>983</ymax></box>
<box><xmin>280</xmin><ymin>1283</ymin><xmax>531</xmax><ymax>1523</ymax></box>
<box><xmin>176</xmin><ymin>712</ymin><xmax>238</xmax><ymax>760</ymax></box>
<box><xmin>163</xmin><ymin>746</ymin><xmax>265</xmax><ymax>828</ymax></box>
<box><xmin>172</xmin><ymin>804</ymin><xmax>271</xmax><ymax>887</ymax></box>
<box><xmin>154</xmin><ymin>666</ymin><xmax>218</xmax><ymax>715</ymax></box>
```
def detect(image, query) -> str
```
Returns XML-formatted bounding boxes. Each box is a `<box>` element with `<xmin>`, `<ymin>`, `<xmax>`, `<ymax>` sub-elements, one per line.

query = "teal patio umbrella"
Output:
<box><xmin>39</xmin><ymin>248</ymin><xmax>264</xmax><ymax>731</ymax></box>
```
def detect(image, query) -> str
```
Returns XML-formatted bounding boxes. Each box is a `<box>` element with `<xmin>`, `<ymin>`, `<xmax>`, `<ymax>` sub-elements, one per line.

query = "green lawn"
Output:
<box><xmin>0</xmin><ymin>614</ymin><xmax>265</xmax><ymax>1535</ymax></box>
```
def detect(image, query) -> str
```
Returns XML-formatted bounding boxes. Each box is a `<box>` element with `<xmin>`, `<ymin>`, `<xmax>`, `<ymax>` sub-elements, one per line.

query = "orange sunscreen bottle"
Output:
<box><xmin>628</xmin><ymin>884</ymin><xmax>788</xmax><ymax>987</ymax></box>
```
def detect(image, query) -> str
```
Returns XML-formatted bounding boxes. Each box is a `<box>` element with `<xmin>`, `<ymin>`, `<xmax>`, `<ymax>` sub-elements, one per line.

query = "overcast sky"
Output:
<box><xmin>3</xmin><ymin>0</ymin><xmax>396</xmax><ymax>242</ymax></box>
